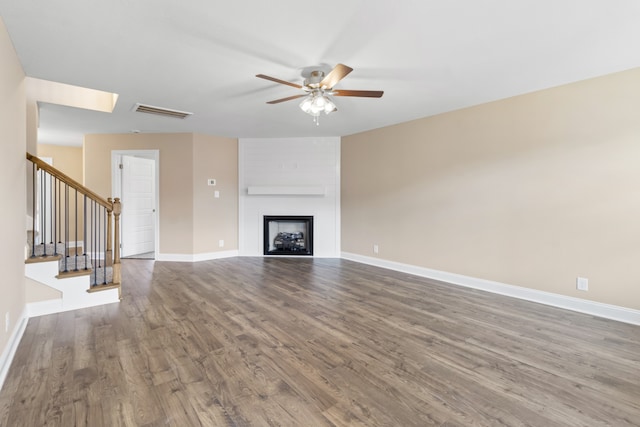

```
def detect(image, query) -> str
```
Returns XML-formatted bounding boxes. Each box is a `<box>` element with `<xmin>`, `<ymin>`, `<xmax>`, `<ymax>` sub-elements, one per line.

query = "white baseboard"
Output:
<box><xmin>156</xmin><ymin>250</ymin><xmax>239</xmax><ymax>263</ymax></box>
<box><xmin>26</xmin><ymin>298</ymin><xmax>64</xmax><ymax>318</ymax></box>
<box><xmin>341</xmin><ymin>252</ymin><xmax>640</xmax><ymax>326</ymax></box>
<box><xmin>25</xmin><ymin>288</ymin><xmax>119</xmax><ymax>317</ymax></box>
<box><xmin>0</xmin><ymin>307</ymin><xmax>28</xmax><ymax>391</ymax></box>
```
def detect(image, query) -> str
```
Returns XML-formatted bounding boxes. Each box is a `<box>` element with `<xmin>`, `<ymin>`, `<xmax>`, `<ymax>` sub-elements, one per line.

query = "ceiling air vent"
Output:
<box><xmin>133</xmin><ymin>103</ymin><xmax>193</xmax><ymax>119</ymax></box>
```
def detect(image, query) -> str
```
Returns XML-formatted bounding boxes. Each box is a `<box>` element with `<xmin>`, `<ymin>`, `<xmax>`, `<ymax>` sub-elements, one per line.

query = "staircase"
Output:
<box><xmin>25</xmin><ymin>153</ymin><xmax>122</xmax><ymax>313</ymax></box>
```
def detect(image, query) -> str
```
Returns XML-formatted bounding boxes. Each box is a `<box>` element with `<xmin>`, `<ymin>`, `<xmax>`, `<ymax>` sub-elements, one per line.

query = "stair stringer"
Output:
<box><xmin>25</xmin><ymin>260</ymin><xmax>119</xmax><ymax>315</ymax></box>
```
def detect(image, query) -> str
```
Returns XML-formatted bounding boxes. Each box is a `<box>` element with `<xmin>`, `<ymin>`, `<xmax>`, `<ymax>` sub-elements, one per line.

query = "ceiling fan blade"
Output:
<box><xmin>266</xmin><ymin>94</ymin><xmax>306</xmax><ymax>104</ymax></box>
<box><xmin>256</xmin><ymin>74</ymin><xmax>303</xmax><ymax>89</ymax></box>
<box><xmin>333</xmin><ymin>89</ymin><xmax>384</xmax><ymax>98</ymax></box>
<box><xmin>319</xmin><ymin>64</ymin><xmax>353</xmax><ymax>89</ymax></box>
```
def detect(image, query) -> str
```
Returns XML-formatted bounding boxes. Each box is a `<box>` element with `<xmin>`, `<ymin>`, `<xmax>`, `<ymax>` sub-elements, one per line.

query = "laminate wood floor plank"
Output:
<box><xmin>116</xmin><ymin>338</ymin><xmax>168</xmax><ymax>426</ymax></box>
<box><xmin>1</xmin><ymin>257</ymin><xmax>639</xmax><ymax>426</ymax></box>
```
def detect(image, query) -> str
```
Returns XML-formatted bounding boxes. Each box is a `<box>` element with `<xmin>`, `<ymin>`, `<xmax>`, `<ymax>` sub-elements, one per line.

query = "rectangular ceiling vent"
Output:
<box><xmin>133</xmin><ymin>103</ymin><xmax>193</xmax><ymax>119</ymax></box>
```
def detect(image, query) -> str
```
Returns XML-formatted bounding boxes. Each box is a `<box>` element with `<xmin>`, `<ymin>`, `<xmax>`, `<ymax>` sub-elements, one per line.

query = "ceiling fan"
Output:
<box><xmin>256</xmin><ymin>64</ymin><xmax>383</xmax><ymax>124</ymax></box>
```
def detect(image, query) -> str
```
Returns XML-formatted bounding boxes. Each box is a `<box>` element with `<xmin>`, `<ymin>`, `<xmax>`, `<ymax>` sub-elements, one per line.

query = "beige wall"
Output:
<box><xmin>84</xmin><ymin>133</ymin><xmax>238</xmax><ymax>256</ymax></box>
<box><xmin>193</xmin><ymin>134</ymin><xmax>238</xmax><ymax>253</ymax></box>
<box><xmin>0</xmin><ymin>18</ymin><xmax>27</xmax><ymax>354</ymax></box>
<box><xmin>37</xmin><ymin>144</ymin><xmax>83</xmax><ymax>180</ymax></box>
<box><xmin>342</xmin><ymin>68</ymin><xmax>640</xmax><ymax>311</ymax></box>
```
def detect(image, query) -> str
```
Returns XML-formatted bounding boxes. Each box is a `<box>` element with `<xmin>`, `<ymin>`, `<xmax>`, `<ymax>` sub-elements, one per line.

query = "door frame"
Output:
<box><xmin>111</xmin><ymin>150</ymin><xmax>160</xmax><ymax>257</ymax></box>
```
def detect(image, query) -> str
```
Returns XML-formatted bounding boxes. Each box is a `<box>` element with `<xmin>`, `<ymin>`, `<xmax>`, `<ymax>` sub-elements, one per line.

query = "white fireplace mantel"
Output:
<box><xmin>247</xmin><ymin>186</ymin><xmax>325</xmax><ymax>196</ymax></box>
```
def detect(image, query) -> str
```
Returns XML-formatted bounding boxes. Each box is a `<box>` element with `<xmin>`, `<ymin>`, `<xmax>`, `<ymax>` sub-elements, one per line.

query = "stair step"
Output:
<box><xmin>25</xmin><ymin>254</ymin><xmax>62</xmax><ymax>264</ymax></box>
<box><xmin>87</xmin><ymin>283</ymin><xmax>120</xmax><ymax>294</ymax></box>
<box><xmin>57</xmin><ymin>269</ymin><xmax>92</xmax><ymax>279</ymax></box>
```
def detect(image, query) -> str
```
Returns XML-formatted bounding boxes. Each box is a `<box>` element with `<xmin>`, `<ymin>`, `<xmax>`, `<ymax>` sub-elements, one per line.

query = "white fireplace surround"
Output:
<box><xmin>238</xmin><ymin>137</ymin><xmax>340</xmax><ymax>257</ymax></box>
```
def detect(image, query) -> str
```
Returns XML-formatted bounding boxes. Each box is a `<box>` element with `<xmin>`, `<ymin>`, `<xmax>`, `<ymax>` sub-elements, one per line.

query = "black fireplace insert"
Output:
<box><xmin>263</xmin><ymin>215</ymin><xmax>313</xmax><ymax>256</ymax></box>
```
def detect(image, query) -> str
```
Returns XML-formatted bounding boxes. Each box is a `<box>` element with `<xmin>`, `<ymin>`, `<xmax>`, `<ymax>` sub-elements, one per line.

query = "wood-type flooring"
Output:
<box><xmin>0</xmin><ymin>257</ymin><xmax>639</xmax><ymax>426</ymax></box>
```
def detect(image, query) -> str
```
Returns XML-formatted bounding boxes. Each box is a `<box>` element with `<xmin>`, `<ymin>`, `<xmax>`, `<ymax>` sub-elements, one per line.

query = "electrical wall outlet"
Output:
<box><xmin>576</xmin><ymin>277</ymin><xmax>589</xmax><ymax>291</ymax></box>
<box><xmin>214</xmin><ymin>190</ymin><xmax>220</xmax><ymax>198</ymax></box>
<box><xmin>219</xmin><ymin>240</ymin><xmax>224</xmax><ymax>248</ymax></box>
<box><xmin>373</xmin><ymin>244</ymin><xmax>379</xmax><ymax>254</ymax></box>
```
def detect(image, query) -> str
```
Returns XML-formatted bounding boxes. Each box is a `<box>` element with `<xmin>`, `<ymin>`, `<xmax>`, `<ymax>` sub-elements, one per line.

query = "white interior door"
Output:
<box><xmin>121</xmin><ymin>155</ymin><xmax>156</xmax><ymax>257</ymax></box>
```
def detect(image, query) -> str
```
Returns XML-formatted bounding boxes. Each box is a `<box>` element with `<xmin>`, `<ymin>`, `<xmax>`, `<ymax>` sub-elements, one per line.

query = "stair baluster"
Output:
<box><xmin>113</xmin><ymin>198</ymin><xmax>121</xmax><ymax>289</ymax></box>
<box><xmin>83</xmin><ymin>196</ymin><xmax>88</xmax><ymax>271</ymax></box>
<box><xmin>30</xmin><ymin>162</ymin><xmax>36</xmax><ymax>258</ymax></box>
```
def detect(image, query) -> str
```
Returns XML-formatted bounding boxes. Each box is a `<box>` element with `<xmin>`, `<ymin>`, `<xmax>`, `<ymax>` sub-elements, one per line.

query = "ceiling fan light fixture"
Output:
<box><xmin>323</xmin><ymin>96</ymin><xmax>337</xmax><ymax>114</ymax></box>
<box><xmin>299</xmin><ymin>96</ymin><xmax>313</xmax><ymax>113</ymax></box>
<box><xmin>300</xmin><ymin>92</ymin><xmax>336</xmax><ymax>122</ymax></box>
<box><xmin>310</xmin><ymin>95</ymin><xmax>325</xmax><ymax>115</ymax></box>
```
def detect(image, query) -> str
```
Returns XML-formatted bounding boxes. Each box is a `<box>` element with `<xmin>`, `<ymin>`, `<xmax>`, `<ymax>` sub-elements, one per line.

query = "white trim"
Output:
<box><xmin>341</xmin><ymin>252</ymin><xmax>640</xmax><ymax>326</ymax></box>
<box><xmin>26</xmin><ymin>298</ymin><xmax>64</xmax><ymax>317</ymax></box>
<box><xmin>0</xmin><ymin>307</ymin><xmax>28</xmax><ymax>391</ymax></box>
<box><xmin>29</xmin><ymin>284</ymin><xmax>119</xmax><ymax>314</ymax></box>
<box><xmin>26</xmin><ymin>297</ymin><xmax>119</xmax><ymax>318</ymax></box>
<box><xmin>192</xmin><ymin>250</ymin><xmax>239</xmax><ymax>262</ymax></box>
<box><xmin>156</xmin><ymin>250</ymin><xmax>239</xmax><ymax>263</ymax></box>
<box><xmin>26</xmin><ymin>295</ymin><xmax>118</xmax><ymax>318</ymax></box>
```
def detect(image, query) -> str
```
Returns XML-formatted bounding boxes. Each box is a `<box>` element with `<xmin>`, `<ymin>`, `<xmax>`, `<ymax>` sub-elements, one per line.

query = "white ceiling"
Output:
<box><xmin>2</xmin><ymin>0</ymin><xmax>640</xmax><ymax>146</ymax></box>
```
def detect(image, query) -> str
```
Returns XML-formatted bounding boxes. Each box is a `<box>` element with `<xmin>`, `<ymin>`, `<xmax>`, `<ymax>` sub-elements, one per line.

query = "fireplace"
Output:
<box><xmin>263</xmin><ymin>216</ymin><xmax>313</xmax><ymax>256</ymax></box>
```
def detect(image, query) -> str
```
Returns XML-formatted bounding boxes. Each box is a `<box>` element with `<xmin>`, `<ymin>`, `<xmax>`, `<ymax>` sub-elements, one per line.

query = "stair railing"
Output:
<box><xmin>26</xmin><ymin>153</ymin><xmax>121</xmax><ymax>287</ymax></box>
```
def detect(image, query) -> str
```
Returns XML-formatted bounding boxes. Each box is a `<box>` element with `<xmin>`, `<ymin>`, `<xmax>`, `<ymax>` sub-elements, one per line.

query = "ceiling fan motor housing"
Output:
<box><xmin>305</xmin><ymin>70</ymin><xmax>326</xmax><ymax>88</ymax></box>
